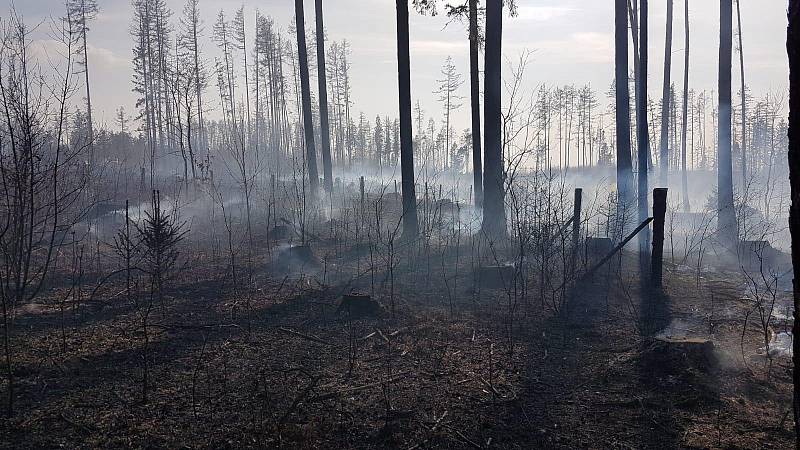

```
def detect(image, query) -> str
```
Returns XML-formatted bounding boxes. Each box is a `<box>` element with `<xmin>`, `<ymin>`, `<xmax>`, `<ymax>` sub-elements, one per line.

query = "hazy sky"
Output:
<box><xmin>6</xmin><ymin>0</ymin><xmax>790</xmax><ymax>133</ymax></box>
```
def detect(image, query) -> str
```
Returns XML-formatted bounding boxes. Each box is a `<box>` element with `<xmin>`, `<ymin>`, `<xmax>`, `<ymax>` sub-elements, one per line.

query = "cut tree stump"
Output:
<box><xmin>337</xmin><ymin>293</ymin><xmax>383</xmax><ymax>317</ymax></box>
<box><xmin>642</xmin><ymin>336</ymin><xmax>718</xmax><ymax>374</ymax></box>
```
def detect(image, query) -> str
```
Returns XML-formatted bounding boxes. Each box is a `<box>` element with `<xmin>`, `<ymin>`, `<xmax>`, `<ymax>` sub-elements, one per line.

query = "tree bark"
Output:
<box><xmin>481</xmin><ymin>0</ymin><xmax>507</xmax><ymax>238</ymax></box>
<box><xmin>315</xmin><ymin>0</ymin><xmax>333</xmax><ymax>193</ymax></box>
<box><xmin>718</xmin><ymin>0</ymin><xmax>736</xmax><ymax>248</ymax></box>
<box><xmin>615</xmin><ymin>0</ymin><xmax>635</xmax><ymax>225</ymax></box>
<box><xmin>785</xmin><ymin>1</ymin><xmax>800</xmax><ymax>439</ymax></box>
<box><xmin>658</xmin><ymin>0</ymin><xmax>674</xmax><ymax>186</ymax></box>
<box><xmin>469</xmin><ymin>0</ymin><xmax>483</xmax><ymax>208</ymax></box>
<box><xmin>295</xmin><ymin>0</ymin><xmax>320</xmax><ymax>194</ymax></box>
<box><xmin>396</xmin><ymin>0</ymin><xmax>419</xmax><ymax>239</ymax></box>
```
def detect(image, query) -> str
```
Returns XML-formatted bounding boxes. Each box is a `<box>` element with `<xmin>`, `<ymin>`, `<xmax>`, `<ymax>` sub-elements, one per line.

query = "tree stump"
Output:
<box><xmin>643</xmin><ymin>336</ymin><xmax>717</xmax><ymax>374</ymax></box>
<box><xmin>337</xmin><ymin>293</ymin><xmax>382</xmax><ymax>317</ymax></box>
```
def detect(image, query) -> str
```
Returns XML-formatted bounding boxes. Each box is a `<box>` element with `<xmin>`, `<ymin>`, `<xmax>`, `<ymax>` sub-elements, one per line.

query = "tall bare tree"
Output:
<box><xmin>680</xmin><ymin>0</ymin><xmax>691</xmax><ymax>211</ymax></box>
<box><xmin>434</xmin><ymin>56</ymin><xmax>464</xmax><ymax>170</ymax></box>
<box><xmin>615</xmin><ymin>0</ymin><xmax>634</xmax><ymax>222</ymax></box>
<box><xmin>481</xmin><ymin>0</ymin><xmax>506</xmax><ymax>238</ymax></box>
<box><xmin>637</xmin><ymin>0</ymin><xmax>650</xmax><ymax>260</ymax></box>
<box><xmin>213</xmin><ymin>10</ymin><xmax>236</xmax><ymax>127</ymax></box>
<box><xmin>395</xmin><ymin>0</ymin><xmax>425</xmax><ymax>239</ymax></box>
<box><xmin>315</xmin><ymin>0</ymin><xmax>334</xmax><ymax>192</ymax></box>
<box><xmin>295</xmin><ymin>0</ymin><xmax>320</xmax><ymax>194</ymax></box>
<box><xmin>658</xmin><ymin>0</ymin><xmax>674</xmax><ymax>186</ymax></box>
<box><xmin>179</xmin><ymin>0</ymin><xmax>206</xmax><ymax>165</ymax></box>
<box><xmin>735</xmin><ymin>0</ymin><xmax>747</xmax><ymax>186</ymax></box>
<box><xmin>233</xmin><ymin>7</ymin><xmax>251</xmax><ymax>143</ymax></box>
<box><xmin>718</xmin><ymin>0</ymin><xmax>736</xmax><ymax>247</ymax></box>
<box><xmin>68</xmin><ymin>0</ymin><xmax>98</xmax><ymax>167</ymax></box>
<box><xmin>468</xmin><ymin>0</ymin><xmax>483</xmax><ymax>207</ymax></box>
<box><xmin>444</xmin><ymin>0</ymin><xmax>484</xmax><ymax>206</ymax></box>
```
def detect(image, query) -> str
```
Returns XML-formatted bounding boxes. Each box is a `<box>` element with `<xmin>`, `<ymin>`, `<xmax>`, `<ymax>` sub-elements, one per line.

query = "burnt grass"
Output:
<box><xmin>0</xmin><ymin>233</ymin><xmax>795</xmax><ymax>449</ymax></box>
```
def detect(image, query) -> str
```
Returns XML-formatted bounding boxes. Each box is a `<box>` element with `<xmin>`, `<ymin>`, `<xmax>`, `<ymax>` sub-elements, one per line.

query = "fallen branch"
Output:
<box><xmin>279</xmin><ymin>327</ymin><xmax>331</xmax><ymax>346</ymax></box>
<box><xmin>310</xmin><ymin>372</ymin><xmax>410</xmax><ymax>402</ymax></box>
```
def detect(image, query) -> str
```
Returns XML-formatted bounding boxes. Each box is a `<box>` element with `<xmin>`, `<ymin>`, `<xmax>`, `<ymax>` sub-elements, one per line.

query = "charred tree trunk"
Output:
<box><xmin>571</xmin><ymin>188</ymin><xmax>583</xmax><ymax>275</ymax></box>
<box><xmin>481</xmin><ymin>0</ymin><xmax>507</xmax><ymax>238</ymax></box>
<box><xmin>785</xmin><ymin>0</ymin><xmax>800</xmax><ymax>438</ymax></box>
<box><xmin>295</xmin><ymin>0</ymin><xmax>320</xmax><ymax>194</ymax></box>
<box><xmin>680</xmin><ymin>0</ymin><xmax>691</xmax><ymax>212</ymax></box>
<box><xmin>651</xmin><ymin>188</ymin><xmax>668</xmax><ymax>288</ymax></box>
<box><xmin>615</xmin><ymin>0</ymin><xmax>635</xmax><ymax>226</ymax></box>
<box><xmin>469</xmin><ymin>0</ymin><xmax>483</xmax><ymax>208</ymax></box>
<box><xmin>315</xmin><ymin>0</ymin><xmax>333</xmax><ymax>193</ymax></box>
<box><xmin>718</xmin><ymin>0</ymin><xmax>736</xmax><ymax>248</ymax></box>
<box><xmin>629</xmin><ymin>0</ymin><xmax>642</xmax><ymax>160</ymax></box>
<box><xmin>396</xmin><ymin>0</ymin><xmax>419</xmax><ymax>239</ymax></box>
<box><xmin>658</xmin><ymin>0</ymin><xmax>674</xmax><ymax>186</ymax></box>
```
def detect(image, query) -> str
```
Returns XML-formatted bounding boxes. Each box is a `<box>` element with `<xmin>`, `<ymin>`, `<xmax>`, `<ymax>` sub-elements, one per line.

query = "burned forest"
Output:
<box><xmin>2</xmin><ymin>0</ymin><xmax>800</xmax><ymax>448</ymax></box>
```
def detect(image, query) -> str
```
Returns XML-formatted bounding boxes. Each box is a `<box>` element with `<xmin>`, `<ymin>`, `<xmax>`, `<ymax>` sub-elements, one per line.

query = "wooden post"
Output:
<box><xmin>651</xmin><ymin>188</ymin><xmax>668</xmax><ymax>288</ymax></box>
<box><xmin>571</xmin><ymin>188</ymin><xmax>583</xmax><ymax>275</ymax></box>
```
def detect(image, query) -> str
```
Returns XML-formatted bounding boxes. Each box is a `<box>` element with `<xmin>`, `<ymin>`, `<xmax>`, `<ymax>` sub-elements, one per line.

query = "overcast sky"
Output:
<box><xmin>6</xmin><ymin>0</ymin><xmax>790</xmax><ymax>132</ymax></box>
